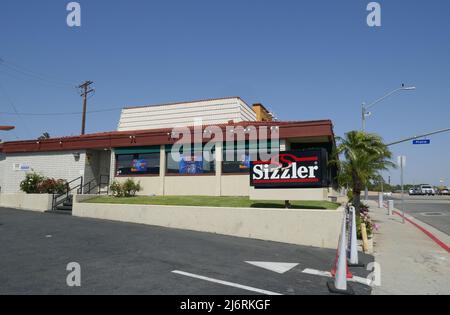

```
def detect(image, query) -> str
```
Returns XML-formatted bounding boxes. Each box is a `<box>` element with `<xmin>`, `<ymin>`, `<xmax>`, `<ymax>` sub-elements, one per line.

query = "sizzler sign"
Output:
<box><xmin>250</xmin><ymin>149</ymin><xmax>328</xmax><ymax>189</ymax></box>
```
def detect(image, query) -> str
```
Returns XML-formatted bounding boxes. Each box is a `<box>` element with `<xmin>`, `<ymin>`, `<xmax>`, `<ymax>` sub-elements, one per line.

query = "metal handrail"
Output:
<box><xmin>81</xmin><ymin>175</ymin><xmax>110</xmax><ymax>195</ymax></box>
<box><xmin>52</xmin><ymin>176</ymin><xmax>83</xmax><ymax>210</ymax></box>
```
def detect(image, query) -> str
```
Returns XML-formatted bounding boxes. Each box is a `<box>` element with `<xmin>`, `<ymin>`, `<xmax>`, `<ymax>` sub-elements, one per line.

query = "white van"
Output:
<box><xmin>420</xmin><ymin>185</ymin><xmax>435</xmax><ymax>196</ymax></box>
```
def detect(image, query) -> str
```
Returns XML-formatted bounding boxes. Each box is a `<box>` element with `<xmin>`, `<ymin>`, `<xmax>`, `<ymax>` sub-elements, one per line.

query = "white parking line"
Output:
<box><xmin>172</xmin><ymin>270</ymin><xmax>283</xmax><ymax>295</ymax></box>
<box><xmin>302</xmin><ymin>268</ymin><xmax>374</xmax><ymax>286</ymax></box>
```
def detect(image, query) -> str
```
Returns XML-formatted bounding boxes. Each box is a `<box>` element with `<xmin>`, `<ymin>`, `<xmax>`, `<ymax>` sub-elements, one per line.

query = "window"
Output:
<box><xmin>222</xmin><ymin>141</ymin><xmax>278</xmax><ymax>174</ymax></box>
<box><xmin>116</xmin><ymin>152</ymin><xmax>160</xmax><ymax>176</ymax></box>
<box><xmin>166</xmin><ymin>149</ymin><xmax>215</xmax><ymax>175</ymax></box>
<box><xmin>222</xmin><ymin>151</ymin><xmax>254</xmax><ymax>174</ymax></box>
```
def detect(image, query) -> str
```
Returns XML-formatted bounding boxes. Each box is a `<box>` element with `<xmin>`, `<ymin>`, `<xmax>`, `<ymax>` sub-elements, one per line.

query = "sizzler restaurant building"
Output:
<box><xmin>0</xmin><ymin>97</ymin><xmax>338</xmax><ymax>201</ymax></box>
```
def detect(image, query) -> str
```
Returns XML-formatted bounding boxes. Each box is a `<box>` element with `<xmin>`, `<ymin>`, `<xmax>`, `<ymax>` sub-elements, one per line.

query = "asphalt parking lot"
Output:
<box><xmin>0</xmin><ymin>207</ymin><xmax>373</xmax><ymax>295</ymax></box>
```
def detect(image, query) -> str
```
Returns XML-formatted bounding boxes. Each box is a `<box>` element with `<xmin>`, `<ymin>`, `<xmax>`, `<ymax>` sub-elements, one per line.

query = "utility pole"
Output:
<box><xmin>78</xmin><ymin>81</ymin><xmax>95</xmax><ymax>135</ymax></box>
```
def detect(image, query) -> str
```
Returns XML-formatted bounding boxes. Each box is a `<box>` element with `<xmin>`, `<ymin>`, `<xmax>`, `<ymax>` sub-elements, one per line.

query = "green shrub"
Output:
<box><xmin>20</xmin><ymin>172</ymin><xmax>44</xmax><ymax>194</ymax></box>
<box><xmin>110</xmin><ymin>179</ymin><xmax>141</xmax><ymax>198</ymax></box>
<box><xmin>122</xmin><ymin>179</ymin><xmax>141</xmax><ymax>197</ymax></box>
<box><xmin>110</xmin><ymin>180</ymin><xmax>124</xmax><ymax>197</ymax></box>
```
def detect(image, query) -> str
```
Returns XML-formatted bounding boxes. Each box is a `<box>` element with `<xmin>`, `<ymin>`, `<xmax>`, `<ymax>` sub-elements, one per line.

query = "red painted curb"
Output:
<box><xmin>393</xmin><ymin>211</ymin><xmax>450</xmax><ymax>254</ymax></box>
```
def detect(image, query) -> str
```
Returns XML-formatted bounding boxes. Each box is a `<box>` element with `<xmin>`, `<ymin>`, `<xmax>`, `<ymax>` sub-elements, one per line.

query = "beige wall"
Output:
<box><xmin>220</xmin><ymin>175</ymin><xmax>250</xmax><ymax>196</ymax></box>
<box><xmin>249</xmin><ymin>187</ymin><xmax>329</xmax><ymax>201</ymax></box>
<box><xmin>0</xmin><ymin>193</ymin><xmax>52</xmax><ymax>212</ymax></box>
<box><xmin>115</xmin><ymin>176</ymin><xmax>162</xmax><ymax>196</ymax></box>
<box><xmin>73</xmin><ymin>198</ymin><xmax>343</xmax><ymax>249</ymax></box>
<box><xmin>164</xmin><ymin>176</ymin><xmax>217</xmax><ymax>196</ymax></box>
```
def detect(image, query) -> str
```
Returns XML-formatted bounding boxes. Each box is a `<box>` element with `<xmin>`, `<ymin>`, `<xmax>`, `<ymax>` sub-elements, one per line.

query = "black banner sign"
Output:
<box><xmin>250</xmin><ymin>149</ymin><xmax>328</xmax><ymax>189</ymax></box>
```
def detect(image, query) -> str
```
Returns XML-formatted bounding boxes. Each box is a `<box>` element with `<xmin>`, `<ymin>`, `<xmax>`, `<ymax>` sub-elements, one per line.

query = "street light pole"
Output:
<box><xmin>361</xmin><ymin>84</ymin><xmax>416</xmax><ymax>132</ymax></box>
<box><xmin>361</xmin><ymin>84</ymin><xmax>416</xmax><ymax>200</ymax></box>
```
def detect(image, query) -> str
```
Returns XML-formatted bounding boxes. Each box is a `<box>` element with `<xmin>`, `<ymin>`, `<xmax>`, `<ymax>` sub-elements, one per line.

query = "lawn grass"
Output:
<box><xmin>84</xmin><ymin>195</ymin><xmax>340</xmax><ymax>210</ymax></box>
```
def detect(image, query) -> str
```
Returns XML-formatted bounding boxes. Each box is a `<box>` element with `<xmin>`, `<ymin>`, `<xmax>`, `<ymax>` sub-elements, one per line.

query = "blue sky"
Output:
<box><xmin>0</xmin><ymin>0</ymin><xmax>449</xmax><ymax>186</ymax></box>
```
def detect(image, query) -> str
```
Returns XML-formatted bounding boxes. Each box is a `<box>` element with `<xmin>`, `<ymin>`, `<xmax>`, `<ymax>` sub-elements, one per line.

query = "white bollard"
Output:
<box><xmin>378</xmin><ymin>193</ymin><xmax>384</xmax><ymax>208</ymax></box>
<box><xmin>388</xmin><ymin>200</ymin><xmax>394</xmax><ymax>216</ymax></box>
<box><xmin>348</xmin><ymin>207</ymin><xmax>364</xmax><ymax>267</ymax></box>
<box><xmin>328</xmin><ymin>212</ymin><xmax>354</xmax><ymax>294</ymax></box>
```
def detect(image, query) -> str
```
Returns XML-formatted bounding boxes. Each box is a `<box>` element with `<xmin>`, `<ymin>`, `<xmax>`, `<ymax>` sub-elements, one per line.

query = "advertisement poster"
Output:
<box><xmin>179</xmin><ymin>155</ymin><xmax>203</xmax><ymax>174</ymax></box>
<box><xmin>239</xmin><ymin>154</ymin><xmax>251</xmax><ymax>169</ymax></box>
<box><xmin>131</xmin><ymin>159</ymin><xmax>148</xmax><ymax>173</ymax></box>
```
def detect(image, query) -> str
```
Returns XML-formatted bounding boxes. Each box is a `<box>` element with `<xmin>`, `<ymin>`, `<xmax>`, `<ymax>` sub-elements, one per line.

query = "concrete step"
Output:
<box><xmin>56</xmin><ymin>205</ymin><xmax>73</xmax><ymax>211</ymax></box>
<box><xmin>46</xmin><ymin>210</ymin><xmax>72</xmax><ymax>215</ymax></box>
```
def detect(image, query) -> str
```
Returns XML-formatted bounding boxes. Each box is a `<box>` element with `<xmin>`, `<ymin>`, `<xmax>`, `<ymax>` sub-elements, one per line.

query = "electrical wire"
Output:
<box><xmin>0</xmin><ymin>81</ymin><xmax>32</xmax><ymax>138</ymax></box>
<box><xmin>0</xmin><ymin>57</ymin><xmax>77</xmax><ymax>89</ymax></box>
<box><xmin>0</xmin><ymin>107</ymin><xmax>123</xmax><ymax>117</ymax></box>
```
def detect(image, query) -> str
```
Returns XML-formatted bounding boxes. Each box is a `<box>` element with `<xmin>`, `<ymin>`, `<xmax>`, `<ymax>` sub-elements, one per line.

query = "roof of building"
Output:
<box><xmin>123</xmin><ymin>96</ymin><xmax>250</xmax><ymax>110</ymax></box>
<box><xmin>0</xmin><ymin>120</ymin><xmax>335</xmax><ymax>154</ymax></box>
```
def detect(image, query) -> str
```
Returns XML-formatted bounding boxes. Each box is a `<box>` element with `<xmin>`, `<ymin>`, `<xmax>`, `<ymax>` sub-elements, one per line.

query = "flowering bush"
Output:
<box><xmin>354</xmin><ymin>202</ymin><xmax>379</xmax><ymax>239</ymax></box>
<box><xmin>20</xmin><ymin>172</ymin><xmax>44</xmax><ymax>194</ymax></box>
<box><xmin>359</xmin><ymin>202</ymin><xmax>370</xmax><ymax>214</ymax></box>
<box><xmin>37</xmin><ymin>178</ymin><xmax>68</xmax><ymax>194</ymax></box>
<box><xmin>20</xmin><ymin>172</ymin><xmax>68</xmax><ymax>194</ymax></box>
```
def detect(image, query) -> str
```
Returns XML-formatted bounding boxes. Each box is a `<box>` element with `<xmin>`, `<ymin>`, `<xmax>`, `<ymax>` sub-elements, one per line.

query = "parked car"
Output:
<box><xmin>409</xmin><ymin>187</ymin><xmax>421</xmax><ymax>196</ymax></box>
<box><xmin>439</xmin><ymin>189</ymin><xmax>449</xmax><ymax>195</ymax></box>
<box><xmin>419</xmin><ymin>185</ymin><xmax>435</xmax><ymax>196</ymax></box>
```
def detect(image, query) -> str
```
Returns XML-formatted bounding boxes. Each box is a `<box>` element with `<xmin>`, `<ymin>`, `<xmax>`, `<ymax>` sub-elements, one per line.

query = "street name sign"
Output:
<box><xmin>413</xmin><ymin>139</ymin><xmax>431</xmax><ymax>145</ymax></box>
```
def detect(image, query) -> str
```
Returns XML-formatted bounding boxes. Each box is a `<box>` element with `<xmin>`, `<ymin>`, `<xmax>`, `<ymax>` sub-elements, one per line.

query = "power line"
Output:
<box><xmin>0</xmin><ymin>107</ymin><xmax>122</xmax><ymax>117</ymax></box>
<box><xmin>0</xmin><ymin>81</ymin><xmax>32</xmax><ymax>139</ymax></box>
<box><xmin>0</xmin><ymin>57</ymin><xmax>77</xmax><ymax>89</ymax></box>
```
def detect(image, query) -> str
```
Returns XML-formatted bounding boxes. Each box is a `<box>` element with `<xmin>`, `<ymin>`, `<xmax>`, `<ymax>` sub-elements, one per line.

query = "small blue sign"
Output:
<box><xmin>413</xmin><ymin>139</ymin><xmax>431</xmax><ymax>145</ymax></box>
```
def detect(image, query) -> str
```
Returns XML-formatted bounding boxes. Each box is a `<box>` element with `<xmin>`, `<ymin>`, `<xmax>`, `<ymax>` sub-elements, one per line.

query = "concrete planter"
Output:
<box><xmin>73</xmin><ymin>196</ymin><xmax>343</xmax><ymax>249</ymax></box>
<box><xmin>0</xmin><ymin>193</ymin><xmax>53</xmax><ymax>212</ymax></box>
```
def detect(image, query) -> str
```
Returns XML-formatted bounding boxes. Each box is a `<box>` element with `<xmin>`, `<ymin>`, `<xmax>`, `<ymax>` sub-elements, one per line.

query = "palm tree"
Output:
<box><xmin>38</xmin><ymin>132</ymin><xmax>50</xmax><ymax>140</ymax></box>
<box><xmin>333</xmin><ymin>131</ymin><xmax>395</xmax><ymax>211</ymax></box>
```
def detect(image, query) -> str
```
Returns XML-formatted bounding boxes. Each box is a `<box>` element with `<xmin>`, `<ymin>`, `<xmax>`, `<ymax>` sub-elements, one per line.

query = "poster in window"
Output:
<box><xmin>131</xmin><ymin>159</ymin><xmax>148</xmax><ymax>173</ymax></box>
<box><xmin>239</xmin><ymin>154</ymin><xmax>251</xmax><ymax>169</ymax></box>
<box><xmin>179</xmin><ymin>155</ymin><xmax>203</xmax><ymax>174</ymax></box>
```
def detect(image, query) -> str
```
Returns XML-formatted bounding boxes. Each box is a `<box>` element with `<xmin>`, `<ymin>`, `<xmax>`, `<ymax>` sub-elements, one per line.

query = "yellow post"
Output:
<box><xmin>361</xmin><ymin>223</ymin><xmax>369</xmax><ymax>253</ymax></box>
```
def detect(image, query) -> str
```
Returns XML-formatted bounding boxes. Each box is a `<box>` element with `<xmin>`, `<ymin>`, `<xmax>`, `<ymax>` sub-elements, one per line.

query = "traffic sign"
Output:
<box><xmin>413</xmin><ymin>139</ymin><xmax>431</xmax><ymax>145</ymax></box>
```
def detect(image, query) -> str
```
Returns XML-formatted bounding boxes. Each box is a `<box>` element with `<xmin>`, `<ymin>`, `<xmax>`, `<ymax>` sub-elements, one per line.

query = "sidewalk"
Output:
<box><xmin>368</xmin><ymin>200</ymin><xmax>450</xmax><ymax>295</ymax></box>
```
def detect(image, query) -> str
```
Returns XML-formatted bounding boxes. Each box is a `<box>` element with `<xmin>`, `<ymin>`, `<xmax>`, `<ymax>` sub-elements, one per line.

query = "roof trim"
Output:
<box><xmin>123</xmin><ymin>96</ymin><xmax>251</xmax><ymax>110</ymax></box>
<box><xmin>1</xmin><ymin>120</ymin><xmax>335</xmax><ymax>154</ymax></box>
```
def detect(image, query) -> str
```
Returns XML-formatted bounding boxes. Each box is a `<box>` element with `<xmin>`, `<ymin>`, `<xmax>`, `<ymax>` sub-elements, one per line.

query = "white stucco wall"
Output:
<box><xmin>0</xmin><ymin>151</ymin><xmax>87</xmax><ymax>193</ymax></box>
<box><xmin>0</xmin><ymin>153</ymin><xmax>6</xmax><ymax>193</ymax></box>
<box><xmin>118</xmin><ymin>98</ymin><xmax>256</xmax><ymax>131</ymax></box>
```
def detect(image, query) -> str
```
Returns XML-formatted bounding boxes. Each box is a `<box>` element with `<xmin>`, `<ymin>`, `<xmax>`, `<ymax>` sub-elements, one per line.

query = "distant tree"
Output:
<box><xmin>38</xmin><ymin>132</ymin><xmax>50</xmax><ymax>140</ymax></box>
